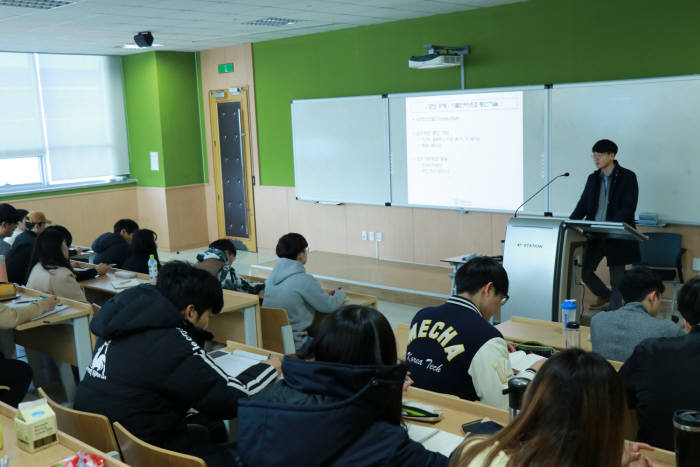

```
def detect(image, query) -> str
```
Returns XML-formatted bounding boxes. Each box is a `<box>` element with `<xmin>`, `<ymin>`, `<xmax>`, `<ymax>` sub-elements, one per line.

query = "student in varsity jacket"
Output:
<box><xmin>406</xmin><ymin>256</ymin><xmax>543</xmax><ymax>409</ymax></box>
<box><xmin>74</xmin><ymin>261</ymin><xmax>279</xmax><ymax>467</ymax></box>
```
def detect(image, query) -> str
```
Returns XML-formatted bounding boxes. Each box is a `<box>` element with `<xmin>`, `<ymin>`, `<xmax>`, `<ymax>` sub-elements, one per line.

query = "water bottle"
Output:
<box><xmin>561</xmin><ymin>299</ymin><xmax>576</xmax><ymax>333</ymax></box>
<box><xmin>147</xmin><ymin>254</ymin><xmax>158</xmax><ymax>283</ymax></box>
<box><xmin>565</xmin><ymin>322</ymin><xmax>581</xmax><ymax>348</ymax></box>
<box><xmin>0</xmin><ymin>255</ymin><xmax>7</xmax><ymax>282</ymax></box>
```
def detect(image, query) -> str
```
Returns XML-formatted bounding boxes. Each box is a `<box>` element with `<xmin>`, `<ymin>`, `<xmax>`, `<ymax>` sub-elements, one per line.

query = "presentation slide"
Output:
<box><xmin>405</xmin><ymin>91</ymin><xmax>524</xmax><ymax>210</ymax></box>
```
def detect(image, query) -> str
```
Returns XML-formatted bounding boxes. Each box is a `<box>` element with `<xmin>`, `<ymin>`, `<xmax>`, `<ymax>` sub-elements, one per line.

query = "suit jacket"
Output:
<box><xmin>570</xmin><ymin>160</ymin><xmax>640</xmax><ymax>265</ymax></box>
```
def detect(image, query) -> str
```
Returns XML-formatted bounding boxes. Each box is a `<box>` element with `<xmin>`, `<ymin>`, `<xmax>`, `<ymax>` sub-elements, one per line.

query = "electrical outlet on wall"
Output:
<box><xmin>361</xmin><ymin>230</ymin><xmax>367</xmax><ymax>241</ymax></box>
<box><xmin>369</xmin><ymin>231</ymin><xmax>375</xmax><ymax>241</ymax></box>
<box><xmin>376</xmin><ymin>232</ymin><xmax>383</xmax><ymax>242</ymax></box>
<box><xmin>693</xmin><ymin>258</ymin><xmax>700</xmax><ymax>271</ymax></box>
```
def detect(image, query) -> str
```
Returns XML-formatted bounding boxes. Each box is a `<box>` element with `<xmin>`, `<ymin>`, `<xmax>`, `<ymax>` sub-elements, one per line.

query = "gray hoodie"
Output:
<box><xmin>590</xmin><ymin>301</ymin><xmax>684</xmax><ymax>362</ymax></box>
<box><xmin>262</xmin><ymin>258</ymin><xmax>347</xmax><ymax>349</ymax></box>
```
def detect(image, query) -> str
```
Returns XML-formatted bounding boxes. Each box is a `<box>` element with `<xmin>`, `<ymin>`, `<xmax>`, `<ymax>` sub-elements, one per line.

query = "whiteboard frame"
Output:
<box><xmin>291</xmin><ymin>94</ymin><xmax>391</xmax><ymax>205</ymax></box>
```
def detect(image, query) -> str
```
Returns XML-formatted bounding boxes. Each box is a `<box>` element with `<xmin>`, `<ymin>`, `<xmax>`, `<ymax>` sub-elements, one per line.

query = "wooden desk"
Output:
<box><xmin>343</xmin><ymin>291</ymin><xmax>377</xmax><ymax>308</ymax></box>
<box><xmin>207</xmin><ymin>290</ymin><xmax>262</xmax><ymax>347</ymax></box>
<box><xmin>495</xmin><ymin>316</ymin><xmax>623</xmax><ymax>370</ymax></box>
<box><xmin>76</xmin><ymin>263</ymin><xmax>262</xmax><ymax>348</ymax></box>
<box><xmin>221</xmin><ymin>341</ymin><xmax>674</xmax><ymax>466</ymax></box>
<box><xmin>496</xmin><ymin>315</ymin><xmax>592</xmax><ymax>351</ymax></box>
<box><xmin>12</xmin><ymin>287</ymin><xmax>93</xmax><ymax>379</ymax></box>
<box><xmin>0</xmin><ymin>402</ymin><xmax>127</xmax><ymax>467</ymax></box>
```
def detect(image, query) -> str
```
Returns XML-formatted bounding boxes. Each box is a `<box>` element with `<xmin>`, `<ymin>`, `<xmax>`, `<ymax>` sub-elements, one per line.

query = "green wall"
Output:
<box><xmin>252</xmin><ymin>0</ymin><xmax>700</xmax><ymax>186</ymax></box>
<box><xmin>123</xmin><ymin>51</ymin><xmax>204</xmax><ymax>187</ymax></box>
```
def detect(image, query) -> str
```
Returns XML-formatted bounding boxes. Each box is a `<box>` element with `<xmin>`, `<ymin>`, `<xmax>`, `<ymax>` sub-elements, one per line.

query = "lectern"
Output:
<box><xmin>500</xmin><ymin>217</ymin><xmax>647</xmax><ymax>323</ymax></box>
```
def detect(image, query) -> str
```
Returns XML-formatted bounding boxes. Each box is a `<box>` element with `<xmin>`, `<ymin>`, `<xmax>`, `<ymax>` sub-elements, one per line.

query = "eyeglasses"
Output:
<box><xmin>500</xmin><ymin>294</ymin><xmax>510</xmax><ymax>306</ymax></box>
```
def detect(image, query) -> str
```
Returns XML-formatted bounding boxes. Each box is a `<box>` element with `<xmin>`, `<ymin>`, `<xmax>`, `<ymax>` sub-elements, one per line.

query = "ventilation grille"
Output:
<box><xmin>242</xmin><ymin>17</ymin><xmax>300</xmax><ymax>27</ymax></box>
<box><xmin>0</xmin><ymin>0</ymin><xmax>74</xmax><ymax>9</ymax></box>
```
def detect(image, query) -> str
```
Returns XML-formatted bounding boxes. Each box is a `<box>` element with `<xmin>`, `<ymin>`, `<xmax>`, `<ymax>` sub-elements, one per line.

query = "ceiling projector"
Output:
<box><xmin>409</xmin><ymin>44</ymin><xmax>470</xmax><ymax>69</ymax></box>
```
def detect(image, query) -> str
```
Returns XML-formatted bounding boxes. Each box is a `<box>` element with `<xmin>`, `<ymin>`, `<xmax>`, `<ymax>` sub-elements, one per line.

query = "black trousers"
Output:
<box><xmin>0</xmin><ymin>358</ymin><xmax>33</xmax><ymax>407</ymax></box>
<box><xmin>582</xmin><ymin>239</ymin><xmax>625</xmax><ymax>309</ymax></box>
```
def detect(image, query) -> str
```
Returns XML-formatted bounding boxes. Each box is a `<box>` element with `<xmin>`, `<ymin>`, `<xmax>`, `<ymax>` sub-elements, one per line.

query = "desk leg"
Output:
<box><xmin>72</xmin><ymin>316</ymin><xmax>92</xmax><ymax>380</ymax></box>
<box><xmin>243</xmin><ymin>305</ymin><xmax>259</xmax><ymax>347</ymax></box>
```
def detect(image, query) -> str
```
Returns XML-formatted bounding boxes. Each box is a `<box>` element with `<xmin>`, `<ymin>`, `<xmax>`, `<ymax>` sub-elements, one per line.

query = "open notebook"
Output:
<box><xmin>211</xmin><ymin>349</ymin><xmax>268</xmax><ymax>378</ymax></box>
<box><xmin>406</xmin><ymin>423</ymin><xmax>464</xmax><ymax>457</ymax></box>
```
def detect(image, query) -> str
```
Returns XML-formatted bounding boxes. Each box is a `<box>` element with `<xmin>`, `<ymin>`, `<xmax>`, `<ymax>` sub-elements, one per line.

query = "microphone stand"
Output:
<box><xmin>513</xmin><ymin>172</ymin><xmax>570</xmax><ymax>218</ymax></box>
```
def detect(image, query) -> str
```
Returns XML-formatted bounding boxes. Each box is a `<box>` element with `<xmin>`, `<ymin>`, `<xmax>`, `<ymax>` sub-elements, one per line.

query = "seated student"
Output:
<box><xmin>450</xmin><ymin>349</ymin><xmax>653</xmax><ymax>467</ymax></box>
<box><xmin>74</xmin><ymin>261</ymin><xmax>278</xmax><ymax>466</ymax></box>
<box><xmin>237</xmin><ymin>305</ymin><xmax>448</xmax><ymax>467</ymax></box>
<box><xmin>44</xmin><ymin>225</ymin><xmax>109</xmax><ymax>281</ymax></box>
<box><xmin>92</xmin><ymin>219</ymin><xmax>138</xmax><ymax>268</ymax></box>
<box><xmin>591</xmin><ymin>266</ymin><xmax>683</xmax><ymax>362</ymax></box>
<box><xmin>121</xmin><ymin>229</ymin><xmax>160</xmax><ymax>274</ymax></box>
<box><xmin>406</xmin><ymin>256</ymin><xmax>542</xmax><ymax>409</ymax></box>
<box><xmin>4</xmin><ymin>208</ymin><xmax>28</xmax><ymax>248</ymax></box>
<box><xmin>621</xmin><ymin>276</ymin><xmax>700</xmax><ymax>451</ymax></box>
<box><xmin>194</xmin><ymin>239</ymin><xmax>264</xmax><ymax>294</ymax></box>
<box><xmin>26</xmin><ymin>229</ymin><xmax>87</xmax><ymax>302</ymax></box>
<box><xmin>0</xmin><ymin>294</ymin><xmax>57</xmax><ymax>407</ymax></box>
<box><xmin>7</xmin><ymin>211</ymin><xmax>50</xmax><ymax>284</ymax></box>
<box><xmin>263</xmin><ymin>233</ymin><xmax>347</xmax><ymax>350</ymax></box>
<box><xmin>0</xmin><ymin>203</ymin><xmax>22</xmax><ymax>257</ymax></box>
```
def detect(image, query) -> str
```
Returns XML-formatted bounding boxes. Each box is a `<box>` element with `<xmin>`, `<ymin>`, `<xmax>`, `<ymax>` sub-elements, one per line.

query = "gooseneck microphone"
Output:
<box><xmin>513</xmin><ymin>172</ymin><xmax>570</xmax><ymax>218</ymax></box>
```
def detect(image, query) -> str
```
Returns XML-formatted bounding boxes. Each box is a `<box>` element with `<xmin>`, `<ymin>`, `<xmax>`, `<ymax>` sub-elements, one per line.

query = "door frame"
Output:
<box><xmin>208</xmin><ymin>86</ymin><xmax>257</xmax><ymax>252</ymax></box>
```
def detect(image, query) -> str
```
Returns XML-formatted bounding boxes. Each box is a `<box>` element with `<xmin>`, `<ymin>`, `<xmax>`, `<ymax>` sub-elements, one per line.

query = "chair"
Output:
<box><xmin>635</xmin><ymin>232</ymin><xmax>686</xmax><ymax>317</ymax></box>
<box><xmin>112</xmin><ymin>422</ymin><xmax>206</xmax><ymax>467</ymax></box>
<box><xmin>37</xmin><ymin>387</ymin><xmax>120</xmax><ymax>455</ymax></box>
<box><xmin>394</xmin><ymin>323</ymin><xmax>410</xmax><ymax>361</ymax></box>
<box><xmin>260</xmin><ymin>307</ymin><xmax>295</xmax><ymax>355</ymax></box>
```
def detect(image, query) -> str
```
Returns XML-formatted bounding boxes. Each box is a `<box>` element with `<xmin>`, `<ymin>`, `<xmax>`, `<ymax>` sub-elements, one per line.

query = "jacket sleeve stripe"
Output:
<box><xmin>197</xmin><ymin>347</ymin><xmax>276</xmax><ymax>395</ymax></box>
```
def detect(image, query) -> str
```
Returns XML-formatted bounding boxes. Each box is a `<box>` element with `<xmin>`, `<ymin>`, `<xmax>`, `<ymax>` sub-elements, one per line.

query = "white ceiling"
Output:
<box><xmin>0</xmin><ymin>0</ymin><xmax>526</xmax><ymax>56</ymax></box>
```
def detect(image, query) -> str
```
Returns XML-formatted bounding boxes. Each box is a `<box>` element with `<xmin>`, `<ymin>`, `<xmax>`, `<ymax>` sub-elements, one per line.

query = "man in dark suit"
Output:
<box><xmin>570</xmin><ymin>139</ymin><xmax>639</xmax><ymax>310</ymax></box>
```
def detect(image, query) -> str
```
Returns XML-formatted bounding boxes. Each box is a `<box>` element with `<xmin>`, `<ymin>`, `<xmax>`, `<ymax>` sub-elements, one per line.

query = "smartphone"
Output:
<box><xmin>461</xmin><ymin>419</ymin><xmax>503</xmax><ymax>436</ymax></box>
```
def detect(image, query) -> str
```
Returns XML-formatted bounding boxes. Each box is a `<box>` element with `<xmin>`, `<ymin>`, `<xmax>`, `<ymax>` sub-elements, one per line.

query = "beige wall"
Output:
<box><xmin>253</xmin><ymin>185</ymin><xmax>508</xmax><ymax>264</ymax></box>
<box><xmin>10</xmin><ymin>185</ymin><xmax>208</xmax><ymax>252</ymax></box>
<box><xmin>11</xmin><ymin>188</ymin><xmax>138</xmax><ymax>247</ymax></box>
<box><xmin>199</xmin><ymin>44</ymin><xmax>260</xmax><ymax>244</ymax></box>
<box><xmin>136</xmin><ymin>184</ymin><xmax>209</xmax><ymax>252</ymax></box>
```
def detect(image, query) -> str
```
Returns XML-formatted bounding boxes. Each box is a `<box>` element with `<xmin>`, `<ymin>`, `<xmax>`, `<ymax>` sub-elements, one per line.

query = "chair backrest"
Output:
<box><xmin>37</xmin><ymin>387</ymin><xmax>119</xmax><ymax>454</ymax></box>
<box><xmin>112</xmin><ymin>422</ymin><xmax>206</xmax><ymax>467</ymax></box>
<box><xmin>260</xmin><ymin>306</ymin><xmax>292</xmax><ymax>354</ymax></box>
<box><xmin>394</xmin><ymin>323</ymin><xmax>410</xmax><ymax>361</ymax></box>
<box><xmin>637</xmin><ymin>232</ymin><xmax>683</xmax><ymax>268</ymax></box>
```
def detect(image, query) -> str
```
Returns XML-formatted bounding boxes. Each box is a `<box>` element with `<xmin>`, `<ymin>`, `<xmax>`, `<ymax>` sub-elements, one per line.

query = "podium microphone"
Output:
<box><xmin>513</xmin><ymin>172</ymin><xmax>570</xmax><ymax>218</ymax></box>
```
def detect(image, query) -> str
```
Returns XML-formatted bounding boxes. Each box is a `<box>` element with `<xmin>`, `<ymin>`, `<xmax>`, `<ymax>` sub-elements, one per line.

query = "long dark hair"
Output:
<box><xmin>451</xmin><ymin>349</ymin><xmax>626</xmax><ymax>467</ymax></box>
<box><xmin>28</xmin><ymin>229</ymin><xmax>74</xmax><ymax>279</ymax></box>
<box><xmin>300</xmin><ymin>305</ymin><xmax>403</xmax><ymax>424</ymax></box>
<box><xmin>129</xmin><ymin>229</ymin><xmax>159</xmax><ymax>264</ymax></box>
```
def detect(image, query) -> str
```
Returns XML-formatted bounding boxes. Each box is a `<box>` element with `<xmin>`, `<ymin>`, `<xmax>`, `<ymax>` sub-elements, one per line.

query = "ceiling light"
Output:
<box><xmin>242</xmin><ymin>17</ymin><xmax>301</xmax><ymax>27</ymax></box>
<box><xmin>0</xmin><ymin>0</ymin><xmax>74</xmax><ymax>9</ymax></box>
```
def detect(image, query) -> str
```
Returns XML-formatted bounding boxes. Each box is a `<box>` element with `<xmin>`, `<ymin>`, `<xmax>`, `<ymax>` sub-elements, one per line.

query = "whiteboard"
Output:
<box><xmin>291</xmin><ymin>95</ymin><xmax>390</xmax><ymax>204</ymax></box>
<box><xmin>549</xmin><ymin>75</ymin><xmax>700</xmax><ymax>224</ymax></box>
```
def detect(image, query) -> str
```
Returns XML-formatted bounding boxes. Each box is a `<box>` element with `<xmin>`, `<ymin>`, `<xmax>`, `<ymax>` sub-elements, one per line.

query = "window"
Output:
<box><xmin>0</xmin><ymin>52</ymin><xmax>129</xmax><ymax>192</ymax></box>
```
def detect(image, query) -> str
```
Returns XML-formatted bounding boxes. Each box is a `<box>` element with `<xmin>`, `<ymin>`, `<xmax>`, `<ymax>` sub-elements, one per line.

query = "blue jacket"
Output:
<box><xmin>237</xmin><ymin>357</ymin><xmax>449</xmax><ymax>467</ymax></box>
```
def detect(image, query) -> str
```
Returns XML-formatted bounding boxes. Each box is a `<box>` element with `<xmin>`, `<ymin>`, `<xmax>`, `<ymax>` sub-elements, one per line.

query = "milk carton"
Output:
<box><xmin>14</xmin><ymin>398</ymin><xmax>58</xmax><ymax>452</ymax></box>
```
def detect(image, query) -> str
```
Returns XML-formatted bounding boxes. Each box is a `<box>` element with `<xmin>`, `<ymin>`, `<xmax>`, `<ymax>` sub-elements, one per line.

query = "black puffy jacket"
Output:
<box><xmin>91</xmin><ymin>232</ymin><xmax>129</xmax><ymax>268</ymax></box>
<box><xmin>74</xmin><ymin>284</ymin><xmax>277</xmax><ymax>448</ymax></box>
<box><xmin>237</xmin><ymin>358</ymin><xmax>449</xmax><ymax>467</ymax></box>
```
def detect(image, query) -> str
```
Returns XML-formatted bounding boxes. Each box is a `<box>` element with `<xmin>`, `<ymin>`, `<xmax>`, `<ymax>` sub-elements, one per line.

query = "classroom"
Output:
<box><xmin>0</xmin><ymin>0</ymin><xmax>699</xmax><ymax>466</ymax></box>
